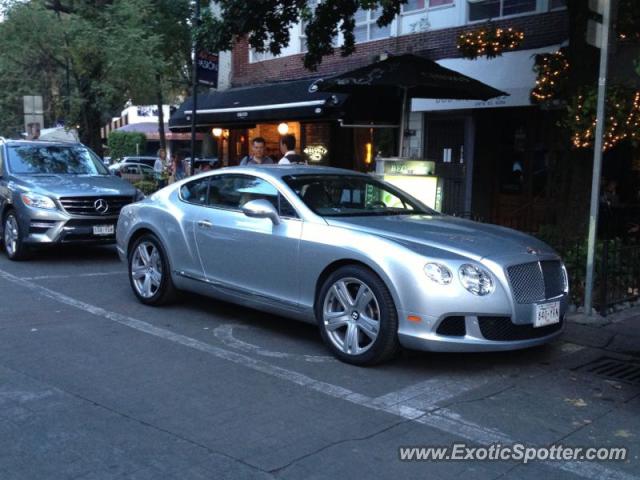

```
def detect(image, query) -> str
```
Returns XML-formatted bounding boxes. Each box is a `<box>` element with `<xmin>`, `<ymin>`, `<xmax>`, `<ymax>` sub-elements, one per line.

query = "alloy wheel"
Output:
<box><xmin>4</xmin><ymin>215</ymin><xmax>19</xmax><ymax>257</ymax></box>
<box><xmin>322</xmin><ymin>277</ymin><xmax>380</xmax><ymax>356</ymax></box>
<box><xmin>130</xmin><ymin>241</ymin><xmax>163</xmax><ymax>299</ymax></box>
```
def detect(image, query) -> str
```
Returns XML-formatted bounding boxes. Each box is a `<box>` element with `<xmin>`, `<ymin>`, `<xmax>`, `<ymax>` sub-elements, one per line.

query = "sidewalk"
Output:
<box><xmin>565</xmin><ymin>306</ymin><xmax>640</xmax><ymax>357</ymax></box>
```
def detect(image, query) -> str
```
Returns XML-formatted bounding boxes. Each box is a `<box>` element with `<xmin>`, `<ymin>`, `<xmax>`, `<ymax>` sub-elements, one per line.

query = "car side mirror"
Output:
<box><xmin>242</xmin><ymin>199</ymin><xmax>281</xmax><ymax>225</ymax></box>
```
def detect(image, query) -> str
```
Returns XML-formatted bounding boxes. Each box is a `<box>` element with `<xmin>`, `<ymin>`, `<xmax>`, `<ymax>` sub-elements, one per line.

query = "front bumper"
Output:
<box><xmin>20</xmin><ymin>209</ymin><xmax>119</xmax><ymax>245</ymax></box>
<box><xmin>397</xmin><ymin>292</ymin><xmax>569</xmax><ymax>352</ymax></box>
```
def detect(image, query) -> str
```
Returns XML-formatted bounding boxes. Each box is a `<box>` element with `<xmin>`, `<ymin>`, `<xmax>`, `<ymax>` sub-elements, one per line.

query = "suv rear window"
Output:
<box><xmin>7</xmin><ymin>145</ymin><xmax>108</xmax><ymax>175</ymax></box>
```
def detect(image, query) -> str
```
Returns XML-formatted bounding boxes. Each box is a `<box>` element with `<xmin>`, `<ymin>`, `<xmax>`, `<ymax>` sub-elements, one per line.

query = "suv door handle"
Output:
<box><xmin>197</xmin><ymin>220</ymin><xmax>213</xmax><ymax>229</ymax></box>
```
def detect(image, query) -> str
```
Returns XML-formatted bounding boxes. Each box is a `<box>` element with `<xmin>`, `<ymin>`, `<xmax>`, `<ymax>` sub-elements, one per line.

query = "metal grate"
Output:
<box><xmin>507</xmin><ymin>260</ymin><xmax>566</xmax><ymax>304</ymax></box>
<box><xmin>59</xmin><ymin>196</ymin><xmax>133</xmax><ymax>216</ymax></box>
<box><xmin>436</xmin><ymin>316</ymin><xmax>466</xmax><ymax>337</ymax></box>
<box><xmin>478</xmin><ymin>316</ymin><xmax>563</xmax><ymax>341</ymax></box>
<box><xmin>541</xmin><ymin>260</ymin><xmax>566</xmax><ymax>299</ymax></box>
<box><xmin>573</xmin><ymin>357</ymin><xmax>640</xmax><ymax>385</ymax></box>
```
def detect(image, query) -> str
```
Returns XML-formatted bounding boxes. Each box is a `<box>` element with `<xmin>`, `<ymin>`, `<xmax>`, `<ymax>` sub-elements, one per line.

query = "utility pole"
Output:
<box><xmin>190</xmin><ymin>0</ymin><xmax>201</xmax><ymax>164</ymax></box>
<box><xmin>584</xmin><ymin>0</ymin><xmax>613</xmax><ymax>315</ymax></box>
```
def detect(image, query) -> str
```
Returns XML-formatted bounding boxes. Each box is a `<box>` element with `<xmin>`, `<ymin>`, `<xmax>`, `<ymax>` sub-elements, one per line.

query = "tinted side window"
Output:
<box><xmin>180</xmin><ymin>177</ymin><xmax>210</xmax><ymax>205</ymax></box>
<box><xmin>208</xmin><ymin>175</ymin><xmax>298</xmax><ymax>218</ymax></box>
<box><xmin>278</xmin><ymin>195</ymin><xmax>298</xmax><ymax>218</ymax></box>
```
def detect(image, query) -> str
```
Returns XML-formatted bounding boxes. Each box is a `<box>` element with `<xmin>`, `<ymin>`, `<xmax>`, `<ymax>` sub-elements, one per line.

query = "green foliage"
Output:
<box><xmin>107</xmin><ymin>131</ymin><xmax>147</xmax><ymax>161</ymax></box>
<box><xmin>133</xmin><ymin>179</ymin><xmax>159</xmax><ymax>195</ymax></box>
<box><xmin>535</xmin><ymin>225</ymin><xmax>637</xmax><ymax>308</ymax></box>
<box><xmin>0</xmin><ymin>0</ymin><xmax>192</xmax><ymax>152</ymax></box>
<box><xmin>199</xmin><ymin>0</ymin><xmax>407</xmax><ymax>71</ymax></box>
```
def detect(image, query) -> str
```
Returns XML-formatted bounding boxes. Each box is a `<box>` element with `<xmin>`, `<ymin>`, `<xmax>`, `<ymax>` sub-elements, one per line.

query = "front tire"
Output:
<box><xmin>316</xmin><ymin>265</ymin><xmax>399</xmax><ymax>366</ymax></box>
<box><xmin>3</xmin><ymin>210</ymin><xmax>30</xmax><ymax>261</ymax></box>
<box><xmin>128</xmin><ymin>234</ymin><xmax>176</xmax><ymax>305</ymax></box>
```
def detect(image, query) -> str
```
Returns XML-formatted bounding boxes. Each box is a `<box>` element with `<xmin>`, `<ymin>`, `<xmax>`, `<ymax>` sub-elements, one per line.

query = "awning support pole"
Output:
<box><xmin>398</xmin><ymin>87</ymin><xmax>408</xmax><ymax>157</ymax></box>
<box><xmin>190</xmin><ymin>0</ymin><xmax>201</xmax><ymax>164</ymax></box>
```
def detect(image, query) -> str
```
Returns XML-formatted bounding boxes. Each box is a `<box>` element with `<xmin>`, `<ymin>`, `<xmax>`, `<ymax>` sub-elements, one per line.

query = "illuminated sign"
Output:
<box><xmin>304</xmin><ymin>144</ymin><xmax>328</xmax><ymax>162</ymax></box>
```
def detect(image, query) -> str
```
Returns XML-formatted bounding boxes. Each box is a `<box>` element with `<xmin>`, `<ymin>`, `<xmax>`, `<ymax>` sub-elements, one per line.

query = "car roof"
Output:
<box><xmin>1</xmin><ymin>139</ymin><xmax>83</xmax><ymax>148</ymax></box>
<box><xmin>224</xmin><ymin>165</ymin><xmax>369</xmax><ymax>179</ymax></box>
<box><xmin>120</xmin><ymin>162</ymin><xmax>153</xmax><ymax>167</ymax></box>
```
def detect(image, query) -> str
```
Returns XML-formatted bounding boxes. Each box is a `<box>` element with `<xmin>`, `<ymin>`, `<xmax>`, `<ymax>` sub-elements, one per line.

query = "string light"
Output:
<box><xmin>531</xmin><ymin>50</ymin><xmax>569</xmax><ymax>102</ymax></box>
<box><xmin>570</xmin><ymin>90</ymin><xmax>640</xmax><ymax>151</ymax></box>
<box><xmin>457</xmin><ymin>26</ymin><xmax>524</xmax><ymax>60</ymax></box>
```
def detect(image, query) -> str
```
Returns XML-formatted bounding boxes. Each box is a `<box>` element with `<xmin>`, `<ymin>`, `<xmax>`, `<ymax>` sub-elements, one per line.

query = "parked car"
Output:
<box><xmin>114</xmin><ymin>162</ymin><xmax>161</xmax><ymax>184</ymax></box>
<box><xmin>116</xmin><ymin>166</ymin><xmax>568</xmax><ymax>365</ymax></box>
<box><xmin>185</xmin><ymin>157</ymin><xmax>220</xmax><ymax>174</ymax></box>
<box><xmin>108</xmin><ymin>156</ymin><xmax>157</xmax><ymax>175</ymax></box>
<box><xmin>0</xmin><ymin>138</ymin><xmax>142</xmax><ymax>260</ymax></box>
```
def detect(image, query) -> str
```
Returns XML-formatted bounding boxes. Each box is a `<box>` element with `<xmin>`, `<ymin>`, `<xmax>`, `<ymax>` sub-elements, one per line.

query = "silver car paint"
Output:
<box><xmin>117</xmin><ymin>166</ymin><xmax>568</xmax><ymax>352</ymax></box>
<box><xmin>0</xmin><ymin>140</ymin><xmax>137</xmax><ymax>246</ymax></box>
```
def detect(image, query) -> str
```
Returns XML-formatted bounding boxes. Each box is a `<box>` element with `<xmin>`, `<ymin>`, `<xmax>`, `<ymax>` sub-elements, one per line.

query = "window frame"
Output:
<box><xmin>353</xmin><ymin>7</ymin><xmax>393</xmax><ymax>44</ymax></box>
<box><xmin>179</xmin><ymin>173</ymin><xmax>301</xmax><ymax>220</ymax></box>
<box><xmin>401</xmin><ymin>0</ymin><xmax>455</xmax><ymax>15</ymax></box>
<box><xmin>466</xmin><ymin>0</ymin><xmax>540</xmax><ymax>23</ymax></box>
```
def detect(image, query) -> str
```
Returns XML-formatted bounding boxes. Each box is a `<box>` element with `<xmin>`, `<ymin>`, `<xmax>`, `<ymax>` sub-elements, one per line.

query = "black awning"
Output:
<box><xmin>169</xmin><ymin>78</ymin><xmax>347</xmax><ymax>131</ymax></box>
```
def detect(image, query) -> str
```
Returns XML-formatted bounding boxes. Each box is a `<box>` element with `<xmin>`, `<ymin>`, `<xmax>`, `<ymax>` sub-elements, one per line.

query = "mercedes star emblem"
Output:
<box><xmin>94</xmin><ymin>198</ymin><xmax>109</xmax><ymax>214</ymax></box>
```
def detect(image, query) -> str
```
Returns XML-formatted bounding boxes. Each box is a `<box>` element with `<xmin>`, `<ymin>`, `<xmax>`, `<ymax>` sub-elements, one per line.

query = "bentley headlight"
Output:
<box><xmin>21</xmin><ymin>192</ymin><xmax>57</xmax><ymax>210</ymax></box>
<box><xmin>459</xmin><ymin>264</ymin><xmax>494</xmax><ymax>296</ymax></box>
<box><xmin>424</xmin><ymin>263</ymin><xmax>453</xmax><ymax>285</ymax></box>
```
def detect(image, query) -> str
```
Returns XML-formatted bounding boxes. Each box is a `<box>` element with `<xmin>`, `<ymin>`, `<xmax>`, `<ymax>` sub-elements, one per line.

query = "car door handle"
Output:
<box><xmin>197</xmin><ymin>220</ymin><xmax>213</xmax><ymax>229</ymax></box>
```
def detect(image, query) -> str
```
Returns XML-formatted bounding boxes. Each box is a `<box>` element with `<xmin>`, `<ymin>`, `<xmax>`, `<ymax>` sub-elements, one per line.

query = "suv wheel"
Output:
<box><xmin>316</xmin><ymin>265</ymin><xmax>399</xmax><ymax>366</ymax></box>
<box><xmin>3</xmin><ymin>210</ymin><xmax>29</xmax><ymax>261</ymax></box>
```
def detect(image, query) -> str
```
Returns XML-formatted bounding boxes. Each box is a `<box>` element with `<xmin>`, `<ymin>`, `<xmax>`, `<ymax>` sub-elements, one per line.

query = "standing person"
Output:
<box><xmin>240</xmin><ymin>137</ymin><xmax>274</xmax><ymax>166</ymax></box>
<box><xmin>278</xmin><ymin>134</ymin><xmax>305</xmax><ymax>164</ymax></box>
<box><xmin>154</xmin><ymin>148</ymin><xmax>166</xmax><ymax>174</ymax></box>
<box><xmin>170</xmin><ymin>151</ymin><xmax>186</xmax><ymax>183</ymax></box>
<box><xmin>154</xmin><ymin>148</ymin><xmax>167</xmax><ymax>188</ymax></box>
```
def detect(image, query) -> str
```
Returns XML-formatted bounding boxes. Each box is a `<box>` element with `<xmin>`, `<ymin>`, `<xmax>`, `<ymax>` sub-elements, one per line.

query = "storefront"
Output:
<box><xmin>169</xmin><ymin>77</ymin><xmax>403</xmax><ymax>171</ymax></box>
<box><xmin>411</xmin><ymin>45</ymin><xmax>566</xmax><ymax>226</ymax></box>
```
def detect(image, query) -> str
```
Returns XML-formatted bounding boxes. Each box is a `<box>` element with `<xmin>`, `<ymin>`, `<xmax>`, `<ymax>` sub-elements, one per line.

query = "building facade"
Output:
<box><xmin>175</xmin><ymin>0</ymin><xmax>570</xmax><ymax>230</ymax></box>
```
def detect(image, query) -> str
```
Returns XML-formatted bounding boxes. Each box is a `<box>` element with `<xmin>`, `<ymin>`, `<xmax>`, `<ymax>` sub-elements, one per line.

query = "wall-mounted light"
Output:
<box><xmin>212</xmin><ymin>128</ymin><xmax>223</xmax><ymax>137</ymax></box>
<box><xmin>277</xmin><ymin>122</ymin><xmax>289</xmax><ymax>135</ymax></box>
<box><xmin>365</xmin><ymin>142</ymin><xmax>373</xmax><ymax>164</ymax></box>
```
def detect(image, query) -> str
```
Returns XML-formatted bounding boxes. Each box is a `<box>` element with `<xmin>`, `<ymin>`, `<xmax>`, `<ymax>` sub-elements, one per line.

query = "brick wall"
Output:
<box><xmin>231</xmin><ymin>10</ymin><xmax>568</xmax><ymax>87</ymax></box>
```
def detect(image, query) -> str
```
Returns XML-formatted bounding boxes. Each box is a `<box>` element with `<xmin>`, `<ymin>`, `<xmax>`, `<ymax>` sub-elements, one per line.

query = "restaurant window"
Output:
<box><xmin>354</xmin><ymin>7</ymin><xmax>391</xmax><ymax>43</ymax></box>
<box><xmin>403</xmin><ymin>0</ymin><xmax>453</xmax><ymax>13</ymax></box>
<box><xmin>468</xmin><ymin>0</ymin><xmax>536</xmax><ymax>21</ymax></box>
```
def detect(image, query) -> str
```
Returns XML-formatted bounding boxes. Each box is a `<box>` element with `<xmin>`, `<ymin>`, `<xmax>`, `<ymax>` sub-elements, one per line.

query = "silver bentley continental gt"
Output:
<box><xmin>116</xmin><ymin>166</ymin><xmax>569</xmax><ymax>365</ymax></box>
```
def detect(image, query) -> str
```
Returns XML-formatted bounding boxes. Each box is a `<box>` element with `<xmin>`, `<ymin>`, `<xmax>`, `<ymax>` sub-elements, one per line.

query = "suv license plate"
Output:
<box><xmin>93</xmin><ymin>225</ymin><xmax>115</xmax><ymax>236</ymax></box>
<box><xmin>534</xmin><ymin>301</ymin><xmax>560</xmax><ymax>328</ymax></box>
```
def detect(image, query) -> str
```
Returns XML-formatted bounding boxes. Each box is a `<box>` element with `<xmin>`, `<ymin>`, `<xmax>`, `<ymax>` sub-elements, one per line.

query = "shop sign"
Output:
<box><xmin>197</xmin><ymin>50</ymin><xmax>219</xmax><ymax>88</ymax></box>
<box><xmin>384</xmin><ymin>160</ymin><xmax>435</xmax><ymax>176</ymax></box>
<box><xmin>304</xmin><ymin>144</ymin><xmax>328</xmax><ymax>162</ymax></box>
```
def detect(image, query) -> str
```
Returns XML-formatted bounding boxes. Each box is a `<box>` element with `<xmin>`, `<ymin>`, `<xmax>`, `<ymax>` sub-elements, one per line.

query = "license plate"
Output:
<box><xmin>93</xmin><ymin>225</ymin><xmax>115</xmax><ymax>236</ymax></box>
<box><xmin>534</xmin><ymin>301</ymin><xmax>560</xmax><ymax>328</ymax></box>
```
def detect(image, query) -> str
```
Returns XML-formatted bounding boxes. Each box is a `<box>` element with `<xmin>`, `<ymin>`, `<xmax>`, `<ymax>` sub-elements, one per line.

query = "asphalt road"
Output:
<box><xmin>0</xmin><ymin>245</ymin><xmax>638</xmax><ymax>480</ymax></box>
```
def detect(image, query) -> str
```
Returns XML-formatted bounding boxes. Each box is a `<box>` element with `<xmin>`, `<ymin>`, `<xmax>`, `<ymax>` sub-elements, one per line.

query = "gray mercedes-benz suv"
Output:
<box><xmin>0</xmin><ymin>138</ymin><xmax>142</xmax><ymax>260</ymax></box>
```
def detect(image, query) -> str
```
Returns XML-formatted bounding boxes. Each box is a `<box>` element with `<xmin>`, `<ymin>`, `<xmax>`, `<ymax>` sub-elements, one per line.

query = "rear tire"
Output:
<box><xmin>128</xmin><ymin>234</ymin><xmax>176</xmax><ymax>305</ymax></box>
<box><xmin>3</xmin><ymin>210</ymin><xmax>30</xmax><ymax>261</ymax></box>
<box><xmin>316</xmin><ymin>265</ymin><xmax>399</xmax><ymax>366</ymax></box>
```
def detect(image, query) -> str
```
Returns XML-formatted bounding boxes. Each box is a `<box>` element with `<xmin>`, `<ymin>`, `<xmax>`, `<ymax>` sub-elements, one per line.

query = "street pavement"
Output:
<box><xmin>0</xmin><ymin>245</ymin><xmax>638</xmax><ymax>479</ymax></box>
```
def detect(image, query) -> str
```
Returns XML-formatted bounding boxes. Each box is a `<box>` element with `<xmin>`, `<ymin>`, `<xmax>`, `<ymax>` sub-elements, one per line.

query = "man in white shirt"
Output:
<box><xmin>154</xmin><ymin>148</ymin><xmax>166</xmax><ymax>173</ymax></box>
<box><xmin>278</xmin><ymin>135</ymin><xmax>305</xmax><ymax>164</ymax></box>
